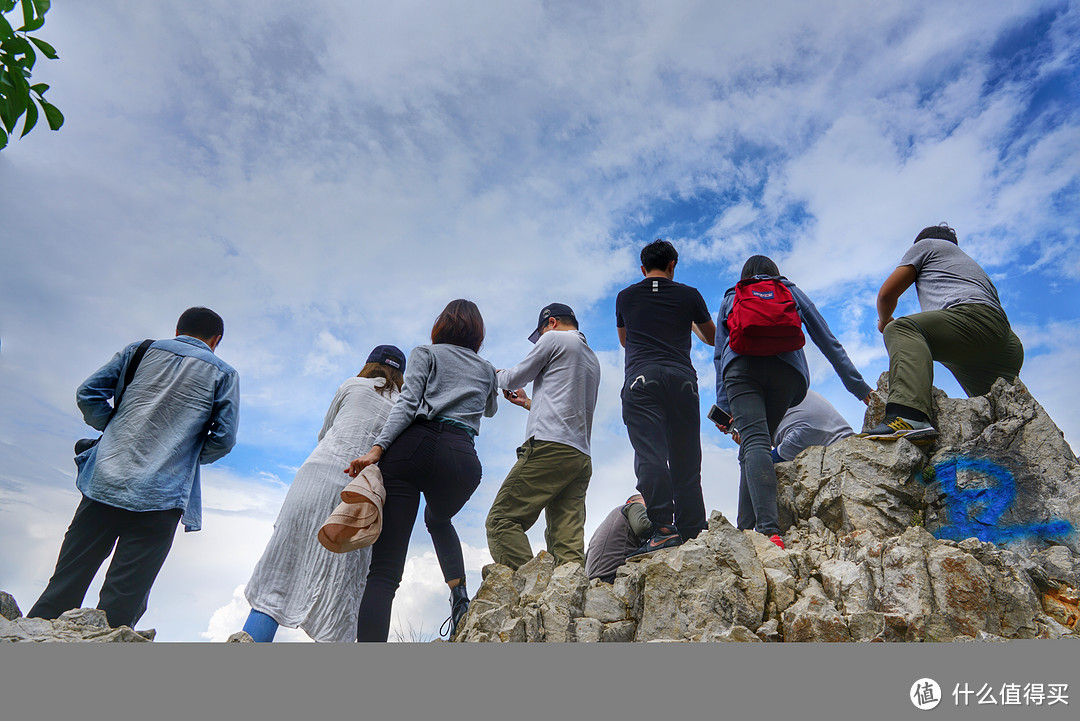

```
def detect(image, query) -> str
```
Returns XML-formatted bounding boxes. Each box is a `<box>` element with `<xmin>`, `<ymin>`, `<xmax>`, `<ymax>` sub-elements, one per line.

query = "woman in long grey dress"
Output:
<box><xmin>241</xmin><ymin>345</ymin><xmax>407</xmax><ymax>642</ymax></box>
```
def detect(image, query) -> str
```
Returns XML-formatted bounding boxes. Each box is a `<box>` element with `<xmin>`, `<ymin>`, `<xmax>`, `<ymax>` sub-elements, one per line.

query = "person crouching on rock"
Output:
<box><xmin>860</xmin><ymin>223</ymin><xmax>1024</xmax><ymax>442</ymax></box>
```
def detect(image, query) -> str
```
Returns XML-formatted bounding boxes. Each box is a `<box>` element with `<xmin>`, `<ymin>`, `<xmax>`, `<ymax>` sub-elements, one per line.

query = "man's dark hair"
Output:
<box><xmin>914</xmin><ymin>223</ymin><xmax>958</xmax><ymax>244</ymax></box>
<box><xmin>177</xmin><ymin>307</ymin><xmax>224</xmax><ymax>340</ymax></box>
<box><xmin>431</xmin><ymin>299</ymin><xmax>485</xmax><ymax>352</ymax></box>
<box><xmin>640</xmin><ymin>239</ymin><xmax>679</xmax><ymax>272</ymax></box>
<box><xmin>740</xmin><ymin>255</ymin><xmax>781</xmax><ymax>280</ymax></box>
<box><xmin>553</xmin><ymin>315</ymin><xmax>579</xmax><ymax>330</ymax></box>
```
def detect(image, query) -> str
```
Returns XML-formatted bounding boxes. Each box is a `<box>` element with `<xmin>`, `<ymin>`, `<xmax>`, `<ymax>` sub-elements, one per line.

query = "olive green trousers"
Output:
<box><xmin>485</xmin><ymin>439</ymin><xmax>591</xmax><ymax>570</ymax></box>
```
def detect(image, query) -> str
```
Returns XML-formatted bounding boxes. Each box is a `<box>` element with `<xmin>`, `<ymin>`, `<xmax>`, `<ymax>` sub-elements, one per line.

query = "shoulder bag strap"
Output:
<box><xmin>113</xmin><ymin>338</ymin><xmax>154</xmax><ymax>415</ymax></box>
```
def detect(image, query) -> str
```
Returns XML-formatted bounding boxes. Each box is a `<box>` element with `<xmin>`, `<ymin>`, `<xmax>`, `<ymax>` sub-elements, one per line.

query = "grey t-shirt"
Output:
<box><xmin>771</xmin><ymin>390</ymin><xmax>854</xmax><ymax>462</ymax></box>
<box><xmin>899</xmin><ymin>239</ymin><xmax>1004</xmax><ymax>314</ymax></box>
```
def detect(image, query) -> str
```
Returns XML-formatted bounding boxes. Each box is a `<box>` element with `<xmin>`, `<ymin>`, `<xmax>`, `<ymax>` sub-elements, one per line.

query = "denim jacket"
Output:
<box><xmin>74</xmin><ymin>335</ymin><xmax>240</xmax><ymax>531</ymax></box>
<box><xmin>714</xmin><ymin>277</ymin><xmax>871</xmax><ymax>414</ymax></box>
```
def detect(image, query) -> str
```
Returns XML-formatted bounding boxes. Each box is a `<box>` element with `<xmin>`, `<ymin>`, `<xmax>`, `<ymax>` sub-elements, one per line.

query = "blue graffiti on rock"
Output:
<box><xmin>931</xmin><ymin>456</ymin><xmax>1073</xmax><ymax>544</ymax></box>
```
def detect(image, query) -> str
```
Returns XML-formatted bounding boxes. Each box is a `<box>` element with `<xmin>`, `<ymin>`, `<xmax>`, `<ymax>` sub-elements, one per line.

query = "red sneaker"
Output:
<box><xmin>769</xmin><ymin>534</ymin><xmax>785</xmax><ymax>550</ymax></box>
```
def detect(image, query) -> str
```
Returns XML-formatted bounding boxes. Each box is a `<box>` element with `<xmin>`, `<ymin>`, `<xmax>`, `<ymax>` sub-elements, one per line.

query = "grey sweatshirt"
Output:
<box><xmin>772</xmin><ymin>390</ymin><xmax>854</xmax><ymax>461</ymax></box>
<box><xmin>496</xmin><ymin>329</ymin><xmax>601</xmax><ymax>456</ymax></box>
<box><xmin>373</xmin><ymin>344</ymin><xmax>499</xmax><ymax>450</ymax></box>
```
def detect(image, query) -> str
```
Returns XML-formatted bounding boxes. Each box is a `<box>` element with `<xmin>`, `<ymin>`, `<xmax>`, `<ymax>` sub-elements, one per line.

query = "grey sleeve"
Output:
<box><xmin>497</xmin><ymin>333</ymin><xmax>557</xmax><ymax>390</ymax></box>
<box><xmin>774</xmin><ymin>422</ymin><xmax>814</xmax><ymax>462</ymax></box>
<box><xmin>899</xmin><ymin>242</ymin><xmax>931</xmax><ymax>273</ymax></box>
<box><xmin>484</xmin><ymin>366</ymin><xmax>500</xmax><ymax>419</ymax></box>
<box><xmin>373</xmin><ymin>348</ymin><xmax>431</xmax><ymax>449</ymax></box>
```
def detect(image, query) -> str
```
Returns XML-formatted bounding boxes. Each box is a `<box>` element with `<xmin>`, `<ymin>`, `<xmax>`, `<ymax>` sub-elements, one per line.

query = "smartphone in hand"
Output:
<box><xmin>707</xmin><ymin>404</ymin><xmax>733</xmax><ymax>430</ymax></box>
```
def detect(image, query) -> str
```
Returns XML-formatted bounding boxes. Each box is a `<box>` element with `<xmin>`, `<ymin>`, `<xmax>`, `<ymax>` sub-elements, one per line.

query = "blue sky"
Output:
<box><xmin>1</xmin><ymin>0</ymin><xmax>1078</xmax><ymax>642</ymax></box>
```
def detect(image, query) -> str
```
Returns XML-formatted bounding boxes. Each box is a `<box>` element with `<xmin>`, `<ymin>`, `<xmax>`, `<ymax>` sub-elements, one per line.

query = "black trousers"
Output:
<box><xmin>356</xmin><ymin>420</ymin><xmax>482</xmax><ymax>642</ymax></box>
<box><xmin>29</xmin><ymin>496</ymin><xmax>182</xmax><ymax>629</ymax></box>
<box><xmin>621</xmin><ymin>364</ymin><xmax>706</xmax><ymax>540</ymax></box>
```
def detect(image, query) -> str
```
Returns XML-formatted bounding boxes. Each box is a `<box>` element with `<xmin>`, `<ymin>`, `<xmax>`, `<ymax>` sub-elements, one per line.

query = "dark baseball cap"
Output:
<box><xmin>366</xmin><ymin>344</ymin><xmax>407</xmax><ymax>371</ymax></box>
<box><xmin>528</xmin><ymin>303</ymin><xmax>576</xmax><ymax>344</ymax></box>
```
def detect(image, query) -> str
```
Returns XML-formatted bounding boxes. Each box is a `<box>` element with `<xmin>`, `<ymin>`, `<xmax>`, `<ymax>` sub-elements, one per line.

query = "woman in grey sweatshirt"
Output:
<box><xmin>346</xmin><ymin>299</ymin><xmax>499</xmax><ymax>642</ymax></box>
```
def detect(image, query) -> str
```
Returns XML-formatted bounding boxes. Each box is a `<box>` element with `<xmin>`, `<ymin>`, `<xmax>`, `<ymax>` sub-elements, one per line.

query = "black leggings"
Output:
<box><xmin>356</xmin><ymin>420</ymin><xmax>482</xmax><ymax>642</ymax></box>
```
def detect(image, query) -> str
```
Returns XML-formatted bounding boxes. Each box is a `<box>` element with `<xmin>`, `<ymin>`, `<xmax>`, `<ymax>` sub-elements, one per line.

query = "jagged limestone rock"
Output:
<box><xmin>782</xmin><ymin>580</ymin><xmax>851</xmax><ymax>642</ymax></box>
<box><xmin>583</xmin><ymin>581</ymin><xmax>630</xmax><ymax>623</ymax></box>
<box><xmin>573</xmin><ymin>617</ymin><xmax>603</xmax><ymax>643</ymax></box>
<box><xmin>0</xmin><ymin>608</ymin><xmax>152</xmax><ymax>643</ymax></box>
<box><xmin>631</xmin><ymin>516</ymin><xmax>767</xmax><ymax>641</ymax></box>
<box><xmin>455</xmin><ymin>564</ymin><xmax>520</xmax><ymax>642</ymax></box>
<box><xmin>1</xmin><ymin>591</ymin><xmax>22</xmax><ymax>621</ymax></box>
<box><xmin>59</xmin><ymin>608</ymin><xmax>108</xmax><ymax>628</ymax></box>
<box><xmin>776</xmin><ymin>436</ymin><xmax>926</xmax><ymax>537</ymax></box>
<box><xmin>602</xmin><ymin>620</ymin><xmax>636</xmax><ymax>642</ymax></box>
<box><xmin>755</xmin><ymin>618</ymin><xmax>782</xmax><ymax>642</ymax></box>
<box><xmin>513</xmin><ymin>551</ymin><xmax>557</xmax><ymax>603</ymax></box>
<box><xmin>700</xmin><ymin>624</ymin><xmax>761</xmax><ymax>642</ymax></box>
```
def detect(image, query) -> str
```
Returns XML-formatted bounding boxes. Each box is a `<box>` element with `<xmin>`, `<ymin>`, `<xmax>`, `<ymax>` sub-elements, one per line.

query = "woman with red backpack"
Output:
<box><xmin>713</xmin><ymin>255</ymin><xmax>872</xmax><ymax>548</ymax></box>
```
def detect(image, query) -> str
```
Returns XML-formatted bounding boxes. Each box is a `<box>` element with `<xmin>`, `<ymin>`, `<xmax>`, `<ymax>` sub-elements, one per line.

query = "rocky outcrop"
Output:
<box><xmin>0</xmin><ymin>599</ymin><xmax>156</xmax><ymax>642</ymax></box>
<box><xmin>456</xmin><ymin>378</ymin><xmax>1080</xmax><ymax>642</ymax></box>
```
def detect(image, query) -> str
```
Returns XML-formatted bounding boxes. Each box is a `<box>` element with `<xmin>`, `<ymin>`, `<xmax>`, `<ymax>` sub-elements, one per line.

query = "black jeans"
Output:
<box><xmin>28</xmin><ymin>496</ymin><xmax>181</xmax><ymax>628</ymax></box>
<box><xmin>621</xmin><ymin>364</ymin><xmax>705</xmax><ymax>540</ymax></box>
<box><xmin>356</xmin><ymin>420</ymin><xmax>482</xmax><ymax>642</ymax></box>
<box><xmin>723</xmin><ymin>356</ymin><xmax>806</xmax><ymax>536</ymax></box>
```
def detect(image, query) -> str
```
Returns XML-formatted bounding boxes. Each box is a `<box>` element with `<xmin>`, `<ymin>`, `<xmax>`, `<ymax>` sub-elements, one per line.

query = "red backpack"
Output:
<box><xmin>726</xmin><ymin>278</ymin><xmax>805</xmax><ymax>356</ymax></box>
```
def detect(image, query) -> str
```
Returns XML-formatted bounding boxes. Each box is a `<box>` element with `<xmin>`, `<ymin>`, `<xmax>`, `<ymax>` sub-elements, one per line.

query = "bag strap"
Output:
<box><xmin>112</xmin><ymin>339</ymin><xmax>154</xmax><ymax>416</ymax></box>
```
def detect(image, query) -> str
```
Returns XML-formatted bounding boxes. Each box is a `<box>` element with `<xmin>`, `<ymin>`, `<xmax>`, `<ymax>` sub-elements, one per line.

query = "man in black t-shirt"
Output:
<box><xmin>616</xmin><ymin>239</ymin><xmax>716</xmax><ymax>556</ymax></box>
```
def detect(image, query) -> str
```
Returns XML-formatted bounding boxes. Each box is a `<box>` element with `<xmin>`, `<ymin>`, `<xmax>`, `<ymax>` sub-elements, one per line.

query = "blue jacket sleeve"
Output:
<box><xmin>200</xmin><ymin>369</ymin><xmax>240</xmax><ymax>464</ymax></box>
<box><xmin>75</xmin><ymin>344</ymin><xmax>137</xmax><ymax>431</ymax></box>
<box><xmin>790</xmin><ymin>286</ymin><xmax>872</xmax><ymax>401</ymax></box>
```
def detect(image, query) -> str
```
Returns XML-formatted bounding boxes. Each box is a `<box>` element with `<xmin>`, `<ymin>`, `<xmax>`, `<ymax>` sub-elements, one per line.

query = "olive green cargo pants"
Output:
<box><xmin>883</xmin><ymin>303</ymin><xmax>1024</xmax><ymax>418</ymax></box>
<box><xmin>485</xmin><ymin>438</ymin><xmax>591</xmax><ymax>570</ymax></box>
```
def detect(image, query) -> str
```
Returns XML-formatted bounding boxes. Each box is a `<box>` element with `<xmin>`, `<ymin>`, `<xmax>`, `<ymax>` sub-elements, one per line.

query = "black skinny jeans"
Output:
<box><xmin>356</xmin><ymin>420</ymin><xmax>482</xmax><ymax>642</ymax></box>
<box><xmin>723</xmin><ymin>355</ymin><xmax>806</xmax><ymax>537</ymax></box>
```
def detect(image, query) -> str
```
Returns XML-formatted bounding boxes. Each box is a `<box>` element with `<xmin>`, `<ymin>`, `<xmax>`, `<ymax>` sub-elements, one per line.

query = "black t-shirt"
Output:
<box><xmin>615</xmin><ymin>277</ymin><xmax>711</xmax><ymax>379</ymax></box>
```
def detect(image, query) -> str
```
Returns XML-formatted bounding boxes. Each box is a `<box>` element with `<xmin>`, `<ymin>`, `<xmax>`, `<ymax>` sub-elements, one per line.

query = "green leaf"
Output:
<box><xmin>0</xmin><ymin>13</ymin><xmax>14</xmax><ymax>39</ymax></box>
<box><xmin>40</xmin><ymin>97</ymin><xmax>61</xmax><ymax>129</ymax></box>
<box><xmin>28</xmin><ymin>35</ymin><xmax>55</xmax><ymax>58</ymax></box>
<box><xmin>29</xmin><ymin>81</ymin><xmax>46</xmax><ymax>93</ymax></box>
<box><xmin>19</xmin><ymin>15</ymin><xmax>44</xmax><ymax>32</ymax></box>
<box><xmin>31</xmin><ymin>0</ymin><xmax>50</xmax><ymax>15</ymax></box>
<box><xmin>19</xmin><ymin>91</ymin><xmax>35</xmax><ymax>136</ymax></box>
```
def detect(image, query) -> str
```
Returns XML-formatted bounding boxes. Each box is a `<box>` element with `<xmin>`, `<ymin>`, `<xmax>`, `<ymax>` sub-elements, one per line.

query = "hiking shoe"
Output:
<box><xmin>859</xmin><ymin>416</ymin><xmax>938</xmax><ymax>443</ymax></box>
<box><xmin>440</xmin><ymin>584</ymin><xmax>470</xmax><ymax>640</ymax></box>
<box><xmin>627</xmin><ymin>525</ymin><xmax>683</xmax><ymax>559</ymax></box>
<box><xmin>769</xmin><ymin>534</ymin><xmax>785</xmax><ymax>550</ymax></box>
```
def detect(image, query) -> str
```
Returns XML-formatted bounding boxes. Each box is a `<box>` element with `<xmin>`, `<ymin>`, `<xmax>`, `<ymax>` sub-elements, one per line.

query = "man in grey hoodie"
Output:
<box><xmin>486</xmin><ymin>303</ymin><xmax>602</xmax><ymax>570</ymax></box>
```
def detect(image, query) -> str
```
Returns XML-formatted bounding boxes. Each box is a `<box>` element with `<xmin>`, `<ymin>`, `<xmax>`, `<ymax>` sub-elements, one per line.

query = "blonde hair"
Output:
<box><xmin>357</xmin><ymin>362</ymin><xmax>405</xmax><ymax>397</ymax></box>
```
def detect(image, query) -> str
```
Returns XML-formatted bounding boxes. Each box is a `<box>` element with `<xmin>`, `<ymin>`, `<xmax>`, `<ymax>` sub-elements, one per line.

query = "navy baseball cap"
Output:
<box><xmin>528</xmin><ymin>303</ymin><xmax>576</xmax><ymax>344</ymax></box>
<box><xmin>366</xmin><ymin>344</ymin><xmax>407</xmax><ymax>371</ymax></box>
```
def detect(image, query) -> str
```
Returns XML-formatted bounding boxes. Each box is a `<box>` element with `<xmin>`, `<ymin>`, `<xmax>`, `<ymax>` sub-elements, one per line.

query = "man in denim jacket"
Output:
<box><xmin>29</xmin><ymin>307</ymin><xmax>239</xmax><ymax>629</ymax></box>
